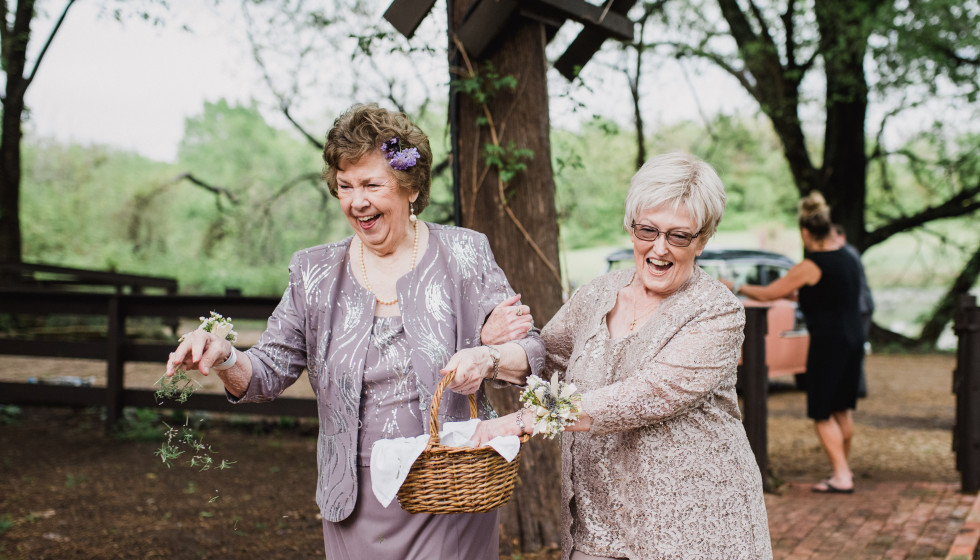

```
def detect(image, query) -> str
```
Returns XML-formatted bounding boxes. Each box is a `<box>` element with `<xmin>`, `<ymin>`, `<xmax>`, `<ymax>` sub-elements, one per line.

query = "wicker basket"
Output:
<box><xmin>396</xmin><ymin>370</ymin><xmax>528</xmax><ymax>514</ymax></box>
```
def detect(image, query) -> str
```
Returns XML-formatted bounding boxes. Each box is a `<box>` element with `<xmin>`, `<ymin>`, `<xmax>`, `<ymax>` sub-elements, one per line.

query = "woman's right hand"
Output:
<box><xmin>165</xmin><ymin>329</ymin><xmax>234</xmax><ymax>378</ymax></box>
<box><xmin>441</xmin><ymin>346</ymin><xmax>493</xmax><ymax>394</ymax></box>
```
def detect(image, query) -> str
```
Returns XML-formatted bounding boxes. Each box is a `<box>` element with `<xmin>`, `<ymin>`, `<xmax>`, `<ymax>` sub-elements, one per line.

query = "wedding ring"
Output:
<box><xmin>516</xmin><ymin>308</ymin><xmax>523</xmax><ymax>316</ymax></box>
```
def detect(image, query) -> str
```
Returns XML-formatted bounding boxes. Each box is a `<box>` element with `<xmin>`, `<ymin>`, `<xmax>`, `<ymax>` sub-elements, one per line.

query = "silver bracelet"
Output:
<box><xmin>212</xmin><ymin>348</ymin><xmax>238</xmax><ymax>371</ymax></box>
<box><xmin>516</xmin><ymin>408</ymin><xmax>526</xmax><ymax>435</ymax></box>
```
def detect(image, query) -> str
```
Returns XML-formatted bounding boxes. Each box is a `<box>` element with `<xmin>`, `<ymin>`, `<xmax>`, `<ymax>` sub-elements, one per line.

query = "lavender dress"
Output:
<box><xmin>235</xmin><ymin>223</ymin><xmax>546</xmax><ymax>559</ymax></box>
<box><xmin>320</xmin><ymin>316</ymin><xmax>497</xmax><ymax>559</ymax></box>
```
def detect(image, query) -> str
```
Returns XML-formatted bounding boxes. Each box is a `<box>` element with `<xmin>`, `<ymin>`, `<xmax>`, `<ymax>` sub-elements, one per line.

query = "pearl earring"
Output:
<box><xmin>409</xmin><ymin>202</ymin><xmax>417</xmax><ymax>223</ymax></box>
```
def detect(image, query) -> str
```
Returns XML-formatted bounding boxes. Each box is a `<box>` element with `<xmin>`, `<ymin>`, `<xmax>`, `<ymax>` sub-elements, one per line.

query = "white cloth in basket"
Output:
<box><xmin>370</xmin><ymin>419</ymin><xmax>521</xmax><ymax>507</ymax></box>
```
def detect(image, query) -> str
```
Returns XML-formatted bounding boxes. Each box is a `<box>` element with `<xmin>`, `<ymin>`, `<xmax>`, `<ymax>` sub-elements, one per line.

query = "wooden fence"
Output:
<box><xmin>0</xmin><ymin>262</ymin><xmax>178</xmax><ymax>295</ymax></box>
<box><xmin>0</xmin><ymin>289</ymin><xmax>773</xmax><ymax>485</ymax></box>
<box><xmin>954</xmin><ymin>294</ymin><xmax>980</xmax><ymax>493</ymax></box>
<box><xmin>0</xmin><ymin>289</ymin><xmax>315</xmax><ymax>433</ymax></box>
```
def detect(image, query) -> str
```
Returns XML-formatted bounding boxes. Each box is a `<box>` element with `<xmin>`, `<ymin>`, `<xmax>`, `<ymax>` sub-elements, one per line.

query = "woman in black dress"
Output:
<box><xmin>725</xmin><ymin>192</ymin><xmax>863</xmax><ymax>493</ymax></box>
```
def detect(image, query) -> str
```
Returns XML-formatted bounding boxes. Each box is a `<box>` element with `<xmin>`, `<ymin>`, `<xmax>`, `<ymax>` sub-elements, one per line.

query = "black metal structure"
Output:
<box><xmin>738</xmin><ymin>306</ymin><xmax>770</xmax><ymax>491</ymax></box>
<box><xmin>954</xmin><ymin>294</ymin><xmax>980</xmax><ymax>493</ymax></box>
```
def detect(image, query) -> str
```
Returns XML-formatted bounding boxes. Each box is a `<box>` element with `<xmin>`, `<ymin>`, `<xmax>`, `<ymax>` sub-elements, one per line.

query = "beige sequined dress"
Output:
<box><xmin>543</xmin><ymin>267</ymin><xmax>772</xmax><ymax>560</ymax></box>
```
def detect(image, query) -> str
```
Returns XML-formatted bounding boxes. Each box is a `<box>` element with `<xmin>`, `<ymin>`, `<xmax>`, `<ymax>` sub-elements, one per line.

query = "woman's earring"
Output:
<box><xmin>409</xmin><ymin>202</ymin><xmax>417</xmax><ymax>223</ymax></box>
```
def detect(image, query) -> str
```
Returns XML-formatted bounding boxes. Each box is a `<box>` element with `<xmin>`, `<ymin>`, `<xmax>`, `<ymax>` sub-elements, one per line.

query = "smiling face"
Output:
<box><xmin>631</xmin><ymin>202</ymin><xmax>705</xmax><ymax>299</ymax></box>
<box><xmin>336</xmin><ymin>149</ymin><xmax>418</xmax><ymax>255</ymax></box>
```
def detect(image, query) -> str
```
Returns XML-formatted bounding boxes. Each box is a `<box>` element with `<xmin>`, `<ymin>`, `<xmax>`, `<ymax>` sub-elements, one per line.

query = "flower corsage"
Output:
<box><xmin>519</xmin><ymin>374</ymin><xmax>582</xmax><ymax>439</ymax></box>
<box><xmin>155</xmin><ymin>311</ymin><xmax>238</xmax><ymax>404</ymax></box>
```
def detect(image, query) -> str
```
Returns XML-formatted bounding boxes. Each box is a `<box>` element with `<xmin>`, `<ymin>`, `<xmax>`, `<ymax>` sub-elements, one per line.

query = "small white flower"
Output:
<box><xmin>211</xmin><ymin>323</ymin><xmax>233</xmax><ymax>340</ymax></box>
<box><xmin>534</xmin><ymin>386</ymin><xmax>547</xmax><ymax>402</ymax></box>
<box><xmin>534</xmin><ymin>417</ymin><xmax>553</xmax><ymax>435</ymax></box>
<box><xmin>559</xmin><ymin>382</ymin><xmax>577</xmax><ymax>399</ymax></box>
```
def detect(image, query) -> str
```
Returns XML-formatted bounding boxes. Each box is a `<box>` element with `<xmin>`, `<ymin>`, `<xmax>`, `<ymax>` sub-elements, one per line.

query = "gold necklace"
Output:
<box><xmin>359</xmin><ymin>220</ymin><xmax>419</xmax><ymax>306</ymax></box>
<box><xmin>629</xmin><ymin>274</ymin><xmax>656</xmax><ymax>331</ymax></box>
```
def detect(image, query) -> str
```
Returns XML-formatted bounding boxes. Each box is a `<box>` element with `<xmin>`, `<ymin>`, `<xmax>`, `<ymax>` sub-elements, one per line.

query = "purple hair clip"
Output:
<box><xmin>381</xmin><ymin>137</ymin><xmax>419</xmax><ymax>171</ymax></box>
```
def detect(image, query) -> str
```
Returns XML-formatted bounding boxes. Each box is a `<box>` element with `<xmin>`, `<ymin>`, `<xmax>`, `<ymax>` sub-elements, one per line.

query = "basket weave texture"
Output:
<box><xmin>396</xmin><ymin>370</ymin><xmax>527</xmax><ymax>514</ymax></box>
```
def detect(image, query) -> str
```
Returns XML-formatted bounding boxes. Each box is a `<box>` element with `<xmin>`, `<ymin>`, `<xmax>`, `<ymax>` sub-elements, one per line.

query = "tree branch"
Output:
<box><xmin>25</xmin><ymin>0</ymin><xmax>76</xmax><ymax>85</ymax></box>
<box><xmin>652</xmin><ymin>40</ymin><xmax>758</xmax><ymax>100</ymax></box>
<box><xmin>863</xmin><ymin>184</ymin><xmax>980</xmax><ymax>249</ymax></box>
<box><xmin>173</xmin><ymin>173</ymin><xmax>240</xmax><ymax>204</ymax></box>
<box><xmin>280</xmin><ymin>104</ymin><xmax>323</xmax><ymax>150</ymax></box>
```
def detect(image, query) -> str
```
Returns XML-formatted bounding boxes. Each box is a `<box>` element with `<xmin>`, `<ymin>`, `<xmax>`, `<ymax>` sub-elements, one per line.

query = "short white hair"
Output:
<box><xmin>623</xmin><ymin>152</ymin><xmax>727</xmax><ymax>242</ymax></box>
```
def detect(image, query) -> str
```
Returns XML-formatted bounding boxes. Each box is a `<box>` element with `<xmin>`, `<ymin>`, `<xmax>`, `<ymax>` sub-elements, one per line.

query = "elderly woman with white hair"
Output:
<box><xmin>473</xmin><ymin>152</ymin><xmax>772</xmax><ymax>560</ymax></box>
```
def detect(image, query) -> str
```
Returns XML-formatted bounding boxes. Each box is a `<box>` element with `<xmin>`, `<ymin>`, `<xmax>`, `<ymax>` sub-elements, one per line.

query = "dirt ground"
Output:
<box><xmin>0</xmin><ymin>352</ymin><xmax>961</xmax><ymax>559</ymax></box>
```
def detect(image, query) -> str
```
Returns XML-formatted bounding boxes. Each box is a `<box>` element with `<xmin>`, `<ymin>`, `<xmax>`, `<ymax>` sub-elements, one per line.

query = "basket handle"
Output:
<box><xmin>427</xmin><ymin>369</ymin><xmax>479</xmax><ymax>447</ymax></box>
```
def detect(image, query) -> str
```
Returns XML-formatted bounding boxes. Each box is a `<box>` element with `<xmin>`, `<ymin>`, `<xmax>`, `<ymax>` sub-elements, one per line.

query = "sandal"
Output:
<box><xmin>811</xmin><ymin>479</ymin><xmax>854</xmax><ymax>494</ymax></box>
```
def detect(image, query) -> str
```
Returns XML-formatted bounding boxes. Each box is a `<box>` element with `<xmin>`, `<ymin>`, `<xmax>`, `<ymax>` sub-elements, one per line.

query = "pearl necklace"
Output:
<box><xmin>359</xmin><ymin>220</ymin><xmax>419</xmax><ymax>306</ymax></box>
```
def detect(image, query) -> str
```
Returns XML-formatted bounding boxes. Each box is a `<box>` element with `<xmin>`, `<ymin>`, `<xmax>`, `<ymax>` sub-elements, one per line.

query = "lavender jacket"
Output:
<box><xmin>236</xmin><ymin>223</ymin><xmax>546</xmax><ymax>521</ymax></box>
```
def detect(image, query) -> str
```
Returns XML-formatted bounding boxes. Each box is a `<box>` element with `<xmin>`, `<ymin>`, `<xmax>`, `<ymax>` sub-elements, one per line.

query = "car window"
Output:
<box><xmin>698</xmin><ymin>263</ymin><xmax>723</xmax><ymax>279</ymax></box>
<box><xmin>727</xmin><ymin>263</ymin><xmax>761</xmax><ymax>286</ymax></box>
<box><xmin>761</xmin><ymin>264</ymin><xmax>789</xmax><ymax>286</ymax></box>
<box><xmin>608</xmin><ymin>259</ymin><xmax>633</xmax><ymax>272</ymax></box>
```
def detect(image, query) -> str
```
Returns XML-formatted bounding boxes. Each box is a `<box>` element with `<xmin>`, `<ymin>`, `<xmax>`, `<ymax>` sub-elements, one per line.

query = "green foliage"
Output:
<box><xmin>552</xmin><ymin>117</ymin><xmax>636</xmax><ymax>248</ymax></box>
<box><xmin>64</xmin><ymin>473</ymin><xmax>87</xmax><ymax>489</ymax></box>
<box><xmin>156</xmin><ymin>416</ymin><xmax>235</xmax><ymax>471</ymax></box>
<box><xmin>0</xmin><ymin>405</ymin><xmax>21</xmax><ymax>425</ymax></box>
<box><xmin>154</xmin><ymin>370</ymin><xmax>201</xmax><ymax>404</ymax></box>
<box><xmin>114</xmin><ymin>408</ymin><xmax>164</xmax><ymax>442</ymax></box>
<box><xmin>482</xmin><ymin>142</ymin><xmax>534</xmax><ymax>187</ymax></box>
<box><xmin>452</xmin><ymin>61</ymin><xmax>517</xmax><ymax>105</ymax></box>
<box><xmin>552</xmin><ymin>113</ymin><xmax>799</xmax><ymax>249</ymax></box>
<box><xmin>20</xmin><ymin>100</ymin><xmax>348</xmax><ymax>295</ymax></box>
<box><xmin>0</xmin><ymin>514</ymin><xmax>15</xmax><ymax>535</ymax></box>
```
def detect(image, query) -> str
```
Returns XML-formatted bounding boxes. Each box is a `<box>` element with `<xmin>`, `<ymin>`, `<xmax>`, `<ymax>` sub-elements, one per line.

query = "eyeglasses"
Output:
<box><xmin>630</xmin><ymin>222</ymin><xmax>701</xmax><ymax>247</ymax></box>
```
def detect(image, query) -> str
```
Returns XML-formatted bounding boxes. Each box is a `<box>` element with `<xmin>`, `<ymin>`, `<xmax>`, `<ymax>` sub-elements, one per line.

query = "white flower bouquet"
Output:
<box><xmin>519</xmin><ymin>374</ymin><xmax>582</xmax><ymax>439</ymax></box>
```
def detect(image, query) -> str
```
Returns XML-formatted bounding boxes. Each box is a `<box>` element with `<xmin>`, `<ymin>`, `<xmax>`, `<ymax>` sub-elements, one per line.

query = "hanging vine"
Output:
<box><xmin>451</xmin><ymin>35</ymin><xmax>564</xmax><ymax>289</ymax></box>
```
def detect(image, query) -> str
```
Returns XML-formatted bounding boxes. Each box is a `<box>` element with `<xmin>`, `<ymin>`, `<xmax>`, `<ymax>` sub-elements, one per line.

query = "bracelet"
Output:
<box><xmin>212</xmin><ymin>347</ymin><xmax>238</xmax><ymax>371</ymax></box>
<box><xmin>483</xmin><ymin>345</ymin><xmax>501</xmax><ymax>381</ymax></box>
<box><xmin>515</xmin><ymin>408</ymin><xmax>526</xmax><ymax>436</ymax></box>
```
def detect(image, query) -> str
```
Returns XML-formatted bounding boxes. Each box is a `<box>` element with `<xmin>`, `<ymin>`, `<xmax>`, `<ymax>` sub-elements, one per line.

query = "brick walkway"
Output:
<box><xmin>765</xmin><ymin>481</ymin><xmax>980</xmax><ymax>559</ymax></box>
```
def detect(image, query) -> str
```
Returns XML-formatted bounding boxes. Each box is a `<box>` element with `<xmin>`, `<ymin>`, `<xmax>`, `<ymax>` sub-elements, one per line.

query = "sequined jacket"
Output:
<box><xmin>544</xmin><ymin>267</ymin><xmax>772</xmax><ymax>560</ymax></box>
<box><xmin>237</xmin><ymin>223</ymin><xmax>546</xmax><ymax>521</ymax></box>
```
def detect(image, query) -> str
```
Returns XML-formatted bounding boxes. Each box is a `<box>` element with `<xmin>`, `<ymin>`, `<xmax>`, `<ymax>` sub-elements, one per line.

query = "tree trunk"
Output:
<box><xmin>0</xmin><ymin>0</ymin><xmax>36</xmax><ymax>266</ymax></box>
<box><xmin>918</xmin><ymin>240</ymin><xmax>980</xmax><ymax>345</ymax></box>
<box><xmin>0</xmin><ymin>83</ymin><xmax>25</xmax><ymax>265</ymax></box>
<box><xmin>448</xmin><ymin>2</ymin><xmax>564</xmax><ymax>554</ymax></box>
<box><xmin>815</xmin><ymin>0</ymin><xmax>876</xmax><ymax>247</ymax></box>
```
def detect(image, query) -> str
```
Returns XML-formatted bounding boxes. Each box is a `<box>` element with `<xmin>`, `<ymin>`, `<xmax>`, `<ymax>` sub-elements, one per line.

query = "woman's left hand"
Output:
<box><xmin>440</xmin><ymin>346</ymin><xmax>492</xmax><ymax>394</ymax></box>
<box><xmin>481</xmin><ymin>294</ymin><xmax>533</xmax><ymax>345</ymax></box>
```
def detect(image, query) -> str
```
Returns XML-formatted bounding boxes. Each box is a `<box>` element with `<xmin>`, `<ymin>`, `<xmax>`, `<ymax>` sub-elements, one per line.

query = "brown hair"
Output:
<box><xmin>797</xmin><ymin>191</ymin><xmax>832</xmax><ymax>240</ymax></box>
<box><xmin>321</xmin><ymin>103</ymin><xmax>432</xmax><ymax>214</ymax></box>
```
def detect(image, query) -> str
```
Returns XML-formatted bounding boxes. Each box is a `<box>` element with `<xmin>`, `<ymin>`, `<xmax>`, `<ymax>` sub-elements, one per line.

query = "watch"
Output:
<box><xmin>482</xmin><ymin>344</ymin><xmax>501</xmax><ymax>381</ymax></box>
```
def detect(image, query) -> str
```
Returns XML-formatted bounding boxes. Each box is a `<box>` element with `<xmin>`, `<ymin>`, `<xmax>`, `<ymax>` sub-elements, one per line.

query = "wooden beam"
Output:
<box><xmin>383</xmin><ymin>0</ymin><xmax>437</xmax><ymax>39</ymax></box>
<box><xmin>554</xmin><ymin>0</ymin><xmax>637</xmax><ymax>80</ymax></box>
<box><xmin>530</xmin><ymin>0</ymin><xmax>633</xmax><ymax>41</ymax></box>
<box><xmin>457</xmin><ymin>0</ymin><xmax>520</xmax><ymax>59</ymax></box>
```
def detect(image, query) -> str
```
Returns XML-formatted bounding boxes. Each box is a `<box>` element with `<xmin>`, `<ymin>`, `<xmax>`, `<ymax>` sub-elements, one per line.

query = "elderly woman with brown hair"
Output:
<box><xmin>166</xmin><ymin>103</ymin><xmax>545</xmax><ymax>559</ymax></box>
<box><xmin>474</xmin><ymin>152</ymin><xmax>772</xmax><ymax>559</ymax></box>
